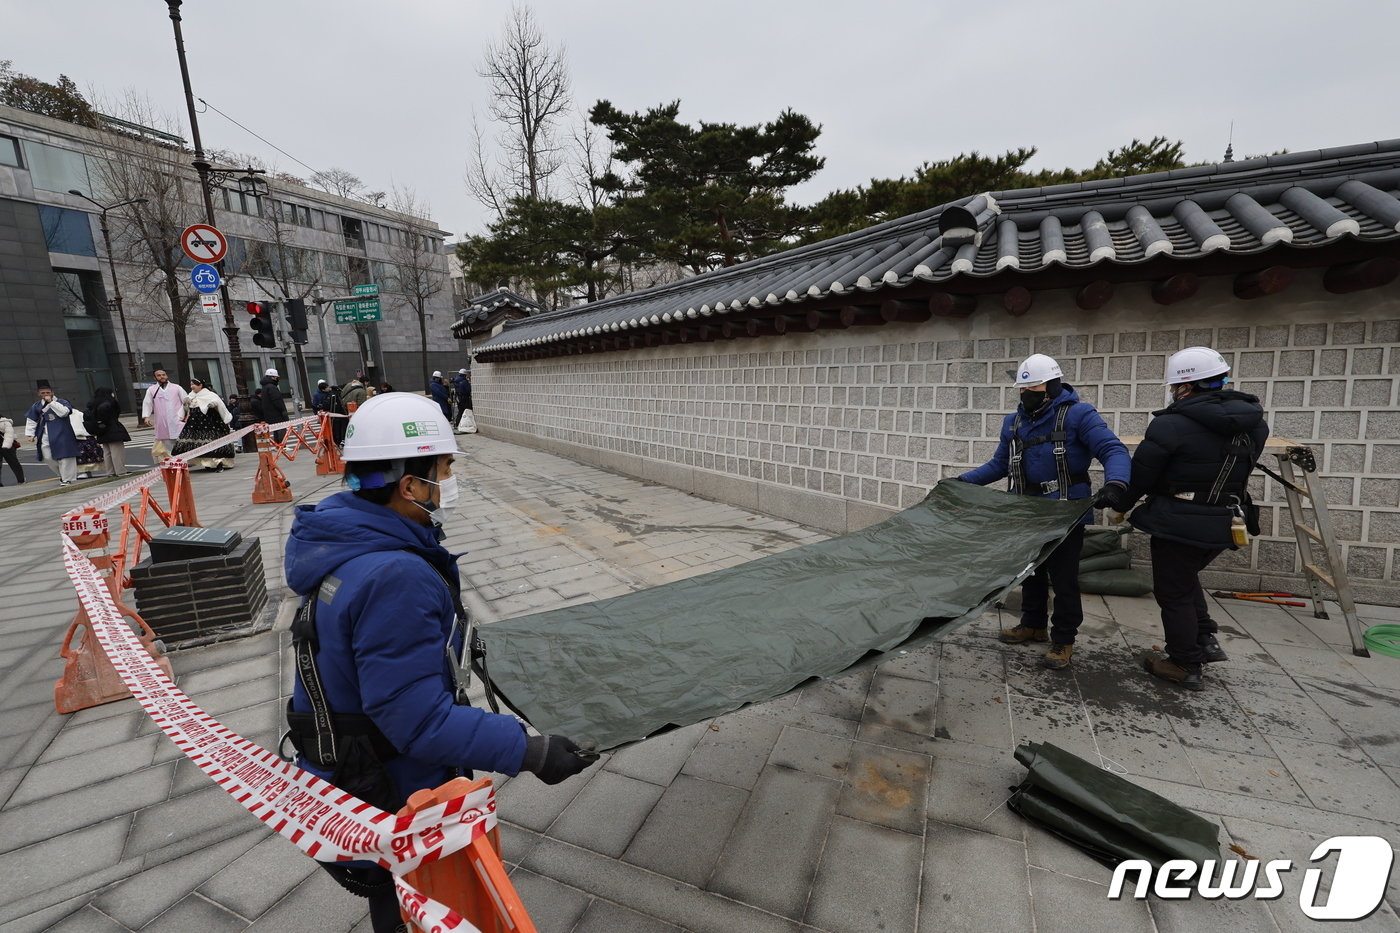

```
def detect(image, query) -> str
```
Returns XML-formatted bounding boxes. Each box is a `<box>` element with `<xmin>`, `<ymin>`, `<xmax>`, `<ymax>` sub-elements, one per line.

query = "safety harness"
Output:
<box><xmin>1008</xmin><ymin>401</ymin><xmax>1087</xmax><ymax>497</ymax></box>
<box><xmin>1168</xmin><ymin>433</ymin><xmax>1256</xmax><ymax>505</ymax></box>
<box><xmin>281</xmin><ymin>557</ymin><xmax>516</xmax><ymax>783</ymax></box>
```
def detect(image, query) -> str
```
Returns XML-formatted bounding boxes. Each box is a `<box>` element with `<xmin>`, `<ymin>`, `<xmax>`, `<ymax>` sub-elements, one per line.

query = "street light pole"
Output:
<box><xmin>164</xmin><ymin>0</ymin><xmax>249</xmax><ymax>404</ymax></box>
<box><xmin>68</xmin><ymin>190</ymin><xmax>147</xmax><ymax>407</ymax></box>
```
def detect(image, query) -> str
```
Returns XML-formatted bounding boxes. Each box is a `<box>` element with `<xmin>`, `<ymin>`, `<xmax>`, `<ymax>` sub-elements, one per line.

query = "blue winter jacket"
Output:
<box><xmin>427</xmin><ymin>380</ymin><xmax>452</xmax><ymax>418</ymax></box>
<box><xmin>960</xmin><ymin>385</ymin><xmax>1130</xmax><ymax>524</ymax></box>
<box><xmin>285</xmin><ymin>491</ymin><xmax>527</xmax><ymax>805</ymax></box>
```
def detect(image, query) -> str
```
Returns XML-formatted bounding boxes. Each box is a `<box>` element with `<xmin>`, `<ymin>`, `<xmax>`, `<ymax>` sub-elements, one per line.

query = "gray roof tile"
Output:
<box><xmin>475</xmin><ymin>140</ymin><xmax>1400</xmax><ymax>357</ymax></box>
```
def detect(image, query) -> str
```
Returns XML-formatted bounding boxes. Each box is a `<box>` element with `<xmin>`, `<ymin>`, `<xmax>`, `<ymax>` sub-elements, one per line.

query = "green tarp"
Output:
<box><xmin>481</xmin><ymin>480</ymin><xmax>1090</xmax><ymax>750</ymax></box>
<box><xmin>1010</xmin><ymin>742</ymin><xmax>1221</xmax><ymax>868</ymax></box>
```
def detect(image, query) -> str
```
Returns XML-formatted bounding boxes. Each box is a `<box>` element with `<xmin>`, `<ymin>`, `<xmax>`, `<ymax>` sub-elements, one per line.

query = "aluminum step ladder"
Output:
<box><xmin>1270</xmin><ymin>444</ymin><xmax>1370</xmax><ymax>658</ymax></box>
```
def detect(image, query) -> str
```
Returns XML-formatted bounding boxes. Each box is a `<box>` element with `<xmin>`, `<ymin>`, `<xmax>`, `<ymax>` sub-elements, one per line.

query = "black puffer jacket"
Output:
<box><xmin>1125</xmin><ymin>390</ymin><xmax>1269</xmax><ymax>549</ymax></box>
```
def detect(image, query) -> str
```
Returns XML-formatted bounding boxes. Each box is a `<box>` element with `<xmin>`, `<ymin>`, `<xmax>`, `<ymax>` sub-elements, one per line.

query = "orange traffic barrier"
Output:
<box><xmin>251</xmin><ymin>427</ymin><xmax>293</xmax><ymax>503</ymax></box>
<box><xmin>54</xmin><ymin>602</ymin><xmax>175</xmax><ymax>713</ymax></box>
<box><xmin>396</xmin><ymin>777</ymin><xmax>538</xmax><ymax>933</ymax></box>
<box><xmin>55</xmin><ymin>507</ymin><xmax>175</xmax><ymax>713</ymax></box>
<box><xmin>160</xmin><ymin>458</ymin><xmax>200</xmax><ymax>527</ymax></box>
<box><xmin>315</xmin><ymin>412</ymin><xmax>345</xmax><ymax>475</ymax></box>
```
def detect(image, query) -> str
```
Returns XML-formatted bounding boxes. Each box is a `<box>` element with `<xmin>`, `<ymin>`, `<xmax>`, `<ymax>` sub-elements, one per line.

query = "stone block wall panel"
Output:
<box><xmin>473</xmin><ymin>272</ymin><xmax>1400</xmax><ymax>604</ymax></box>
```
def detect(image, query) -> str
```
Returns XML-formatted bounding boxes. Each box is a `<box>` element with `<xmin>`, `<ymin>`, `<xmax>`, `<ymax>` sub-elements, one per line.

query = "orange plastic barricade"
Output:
<box><xmin>55</xmin><ymin>507</ymin><xmax>175</xmax><ymax>713</ymax></box>
<box><xmin>251</xmin><ymin>426</ymin><xmax>293</xmax><ymax>503</ymax></box>
<box><xmin>397</xmin><ymin>777</ymin><xmax>538</xmax><ymax>933</ymax></box>
<box><xmin>315</xmin><ymin>411</ymin><xmax>345</xmax><ymax>475</ymax></box>
<box><xmin>160</xmin><ymin>458</ymin><xmax>200</xmax><ymax>527</ymax></box>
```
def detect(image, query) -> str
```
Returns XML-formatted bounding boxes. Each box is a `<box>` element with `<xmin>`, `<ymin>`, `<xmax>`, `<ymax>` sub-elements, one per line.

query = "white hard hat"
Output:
<box><xmin>457</xmin><ymin>368</ymin><xmax>468</xmax><ymax>374</ymax></box>
<box><xmin>342</xmin><ymin>392</ymin><xmax>458</xmax><ymax>461</ymax></box>
<box><xmin>432</xmin><ymin>370</ymin><xmax>443</xmax><ymax>378</ymax></box>
<box><xmin>1165</xmin><ymin>346</ymin><xmax>1230</xmax><ymax>385</ymax></box>
<box><xmin>265</xmin><ymin>368</ymin><xmax>279</xmax><ymax>377</ymax></box>
<box><xmin>1010</xmin><ymin>353</ymin><xmax>1063</xmax><ymax>387</ymax></box>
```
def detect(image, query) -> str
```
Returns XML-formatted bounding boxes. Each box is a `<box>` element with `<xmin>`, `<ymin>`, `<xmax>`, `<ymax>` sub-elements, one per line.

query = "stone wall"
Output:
<box><xmin>472</xmin><ymin>268</ymin><xmax>1400</xmax><ymax>605</ymax></box>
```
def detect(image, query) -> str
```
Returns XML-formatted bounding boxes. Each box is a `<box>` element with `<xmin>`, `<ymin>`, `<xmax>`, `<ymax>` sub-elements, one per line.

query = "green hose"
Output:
<box><xmin>1363</xmin><ymin>624</ymin><xmax>1400</xmax><ymax>658</ymax></box>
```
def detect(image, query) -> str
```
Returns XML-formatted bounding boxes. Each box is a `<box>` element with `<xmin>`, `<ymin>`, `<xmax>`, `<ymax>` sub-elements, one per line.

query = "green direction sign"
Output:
<box><xmin>352</xmin><ymin>283</ymin><xmax>379</xmax><ymax>296</ymax></box>
<box><xmin>334</xmin><ymin>298</ymin><xmax>382</xmax><ymax>323</ymax></box>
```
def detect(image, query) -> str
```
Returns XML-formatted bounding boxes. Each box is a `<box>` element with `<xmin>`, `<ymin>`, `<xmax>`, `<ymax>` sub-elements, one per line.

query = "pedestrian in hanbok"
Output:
<box><xmin>25</xmin><ymin>381</ymin><xmax>79</xmax><ymax>485</ymax></box>
<box><xmin>173</xmin><ymin>377</ymin><xmax>236</xmax><ymax>471</ymax></box>
<box><xmin>141</xmin><ymin>369</ymin><xmax>187</xmax><ymax>460</ymax></box>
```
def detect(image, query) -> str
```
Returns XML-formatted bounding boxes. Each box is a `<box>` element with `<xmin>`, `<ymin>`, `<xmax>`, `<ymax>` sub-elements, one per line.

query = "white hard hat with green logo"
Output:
<box><xmin>342</xmin><ymin>392</ymin><xmax>458</xmax><ymax>461</ymax></box>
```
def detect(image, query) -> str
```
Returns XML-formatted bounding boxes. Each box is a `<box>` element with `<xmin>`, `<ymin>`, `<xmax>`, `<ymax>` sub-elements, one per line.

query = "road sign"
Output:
<box><xmin>334</xmin><ymin>298</ymin><xmax>382</xmax><ymax>323</ymax></box>
<box><xmin>200</xmin><ymin>294</ymin><xmax>221</xmax><ymax>314</ymax></box>
<box><xmin>180</xmin><ymin>224</ymin><xmax>228</xmax><ymax>264</ymax></box>
<box><xmin>191</xmin><ymin>263</ymin><xmax>222</xmax><ymax>293</ymax></box>
<box><xmin>352</xmin><ymin>284</ymin><xmax>379</xmax><ymax>296</ymax></box>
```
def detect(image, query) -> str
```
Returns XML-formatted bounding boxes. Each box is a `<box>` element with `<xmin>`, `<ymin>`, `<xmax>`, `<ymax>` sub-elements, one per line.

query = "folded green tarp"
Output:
<box><xmin>480</xmin><ymin>479</ymin><xmax>1089</xmax><ymax>750</ymax></box>
<box><xmin>1009</xmin><ymin>742</ymin><xmax>1220</xmax><ymax>868</ymax></box>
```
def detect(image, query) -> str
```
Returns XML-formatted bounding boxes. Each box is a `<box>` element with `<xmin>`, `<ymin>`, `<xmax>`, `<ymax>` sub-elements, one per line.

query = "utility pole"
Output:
<box><xmin>164</xmin><ymin>0</ymin><xmax>249</xmax><ymax>404</ymax></box>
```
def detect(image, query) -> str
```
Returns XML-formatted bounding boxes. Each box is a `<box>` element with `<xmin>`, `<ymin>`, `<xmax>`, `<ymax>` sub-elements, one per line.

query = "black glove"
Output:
<box><xmin>1093</xmin><ymin>481</ymin><xmax>1131</xmax><ymax>512</ymax></box>
<box><xmin>521</xmin><ymin>734</ymin><xmax>594</xmax><ymax>785</ymax></box>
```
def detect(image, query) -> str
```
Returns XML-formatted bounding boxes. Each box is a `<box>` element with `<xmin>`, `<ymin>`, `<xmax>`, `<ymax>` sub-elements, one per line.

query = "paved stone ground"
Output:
<box><xmin>0</xmin><ymin>433</ymin><xmax>1397</xmax><ymax>932</ymax></box>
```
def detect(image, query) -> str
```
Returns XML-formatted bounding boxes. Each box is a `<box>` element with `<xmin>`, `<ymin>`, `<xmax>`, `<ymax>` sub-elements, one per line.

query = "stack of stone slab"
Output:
<box><xmin>130</xmin><ymin>526</ymin><xmax>269</xmax><ymax>647</ymax></box>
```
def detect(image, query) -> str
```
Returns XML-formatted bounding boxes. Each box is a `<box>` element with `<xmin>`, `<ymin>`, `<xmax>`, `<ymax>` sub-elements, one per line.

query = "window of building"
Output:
<box><xmin>22</xmin><ymin>140</ymin><xmax>91</xmax><ymax>193</ymax></box>
<box><xmin>188</xmin><ymin>358</ymin><xmax>226</xmax><ymax>397</ymax></box>
<box><xmin>0</xmin><ymin>135</ymin><xmax>21</xmax><ymax>167</ymax></box>
<box><xmin>39</xmin><ymin>205</ymin><xmax>96</xmax><ymax>256</ymax></box>
<box><xmin>341</xmin><ymin>216</ymin><xmax>364</xmax><ymax>249</ymax></box>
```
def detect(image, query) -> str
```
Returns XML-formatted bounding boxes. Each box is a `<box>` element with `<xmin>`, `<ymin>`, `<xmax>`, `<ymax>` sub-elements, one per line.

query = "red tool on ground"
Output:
<box><xmin>1211</xmin><ymin>591</ymin><xmax>1308</xmax><ymax>607</ymax></box>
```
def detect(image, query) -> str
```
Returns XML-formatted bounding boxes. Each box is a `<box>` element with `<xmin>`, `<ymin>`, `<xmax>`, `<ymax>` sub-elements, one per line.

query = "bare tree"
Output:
<box><xmin>88</xmin><ymin>96</ymin><xmax>209</xmax><ymax>381</ymax></box>
<box><xmin>469</xmin><ymin>4</ymin><xmax>572</xmax><ymax>206</ymax></box>
<box><xmin>310</xmin><ymin>167</ymin><xmax>365</xmax><ymax>199</ymax></box>
<box><xmin>388</xmin><ymin>187</ymin><xmax>447</xmax><ymax>389</ymax></box>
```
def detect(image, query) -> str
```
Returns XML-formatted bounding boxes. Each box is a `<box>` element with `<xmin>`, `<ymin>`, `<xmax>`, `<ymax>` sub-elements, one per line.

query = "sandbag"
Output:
<box><xmin>1078</xmin><ymin>568</ymin><xmax>1152</xmax><ymax>597</ymax></box>
<box><xmin>1077</xmin><ymin>550</ymin><xmax>1132</xmax><ymax>574</ymax></box>
<box><xmin>1080</xmin><ymin>526</ymin><xmax>1129</xmax><ymax>559</ymax></box>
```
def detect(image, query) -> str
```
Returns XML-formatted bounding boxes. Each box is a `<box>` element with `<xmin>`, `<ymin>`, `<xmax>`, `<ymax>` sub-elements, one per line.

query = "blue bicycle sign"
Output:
<box><xmin>191</xmin><ymin>263</ymin><xmax>222</xmax><ymax>294</ymax></box>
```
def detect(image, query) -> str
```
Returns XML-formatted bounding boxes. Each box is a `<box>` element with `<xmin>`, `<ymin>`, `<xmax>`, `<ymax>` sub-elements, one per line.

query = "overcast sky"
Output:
<box><xmin>9</xmin><ymin>0</ymin><xmax>1398</xmax><ymax>242</ymax></box>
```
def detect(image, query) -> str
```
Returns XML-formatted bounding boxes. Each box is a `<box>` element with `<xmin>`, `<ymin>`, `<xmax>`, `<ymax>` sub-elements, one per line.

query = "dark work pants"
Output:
<box><xmin>1020</xmin><ymin>524</ymin><xmax>1086</xmax><ymax>646</ymax></box>
<box><xmin>0</xmin><ymin>445</ymin><xmax>23</xmax><ymax>484</ymax></box>
<box><xmin>1149</xmin><ymin>537</ymin><xmax>1223</xmax><ymax>665</ymax></box>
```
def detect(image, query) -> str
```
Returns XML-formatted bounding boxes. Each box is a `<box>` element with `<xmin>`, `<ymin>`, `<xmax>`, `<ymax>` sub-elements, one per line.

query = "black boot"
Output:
<box><xmin>1199</xmin><ymin>634</ymin><xmax>1228</xmax><ymax>663</ymax></box>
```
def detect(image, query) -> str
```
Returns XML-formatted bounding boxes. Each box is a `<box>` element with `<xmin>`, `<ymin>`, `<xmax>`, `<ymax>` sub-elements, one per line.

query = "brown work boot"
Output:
<box><xmin>1141</xmin><ymin>655</ymin><xmax>1204</xmax><ymax>691</ymax></box>
<box><xmin>999</xmin><ymin>625</ymin><xmax>1049</xmax><ymax>645</ymax></box>
<box><xmin>1039</xmin><ymin>643</ymin><xmax>1073</xmax><ymax>670</ymax></box>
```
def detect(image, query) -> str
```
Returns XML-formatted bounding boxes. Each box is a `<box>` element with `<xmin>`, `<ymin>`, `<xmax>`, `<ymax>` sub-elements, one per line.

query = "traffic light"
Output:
<box><xmin>247</xmin><ymin>301</ymin><xmax>277</xmax><ymax>348</ymax></box>
<box><xmin>287</xmin><ymin>298</ymin><xmax>308</xmax><ymax>345</ymax></box>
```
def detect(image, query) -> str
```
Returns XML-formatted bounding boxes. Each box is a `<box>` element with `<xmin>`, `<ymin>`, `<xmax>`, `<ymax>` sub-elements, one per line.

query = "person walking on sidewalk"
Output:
<box><xmin>282</xmin><ymin>392</ymin><xmax>595</xmax><ymax>932</ymax></box>
<box><xmin>25</xmin><ymin>382</ymin><xmax>81</xmax><ymax>485</ymax></box>
<box><xmin>958</xmin><ymin>354</ymin><xmax>1131</xmax><ymax>670</ymax></box>
<box><xmin>173</xmin><ymin>377</ymin><xmax>236</xmax><ymax>471</ymax></box>
<box><xmin>451</xmin><ymin>368</ymin><xmax>472</xmax><ymax>431</ymax></box>
<box><xmin>340</xmin><ymin>372</ymin><xmax>369</xmax><ymax>411</ymax></box>
<box><xmin>260</xmin><ymin>368</ymin><xmax>287</xmax><ymax>444</ymax></box>
<box><xmin>0</xmin><ymin>414</ymin><xmax>25</xmax><ymax>486</ymax></box>
<box><xmin>1102</xmin><ymin>347</ymin><xmax>1269</xmax><ymax>691</ymax></box>
<box><xmin>141</xmin><ymin>369</ymin><xmax>187</xmax><ymax>461</ymax></box>
<box><xmin>85</xmin><ymin>387</ymin><xmax>131</xmax><ymax>477</ymax></box>
<box><xmin>427</xmin><ymin>370</ymin><xmax>452</xmax><ymax>419</ymax></box>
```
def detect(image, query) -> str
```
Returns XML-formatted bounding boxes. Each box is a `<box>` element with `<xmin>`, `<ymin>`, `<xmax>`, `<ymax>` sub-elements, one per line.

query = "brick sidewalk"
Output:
<box><xmin>0</xmin><ymin>434</ymin><xmax>1396</xmax><ymax>931</ymax></box>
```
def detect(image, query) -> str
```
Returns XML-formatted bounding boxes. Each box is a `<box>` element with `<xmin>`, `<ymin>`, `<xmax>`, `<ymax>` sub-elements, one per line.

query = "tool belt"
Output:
<box><xmin>1022</xmin><ymin>472</ymin><xmax>1090</xmax><ymax>496</ymax></box>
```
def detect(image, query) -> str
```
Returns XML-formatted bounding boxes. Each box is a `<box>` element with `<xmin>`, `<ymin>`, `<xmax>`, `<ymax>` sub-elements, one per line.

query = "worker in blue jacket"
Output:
<box><xmin>427</xmin><ymin>370</ymin><xmax>452</xmax><ymax>419</ymax></box>
<box><xmin>960</xmin><ymin>354</ymin><xmax>1131</xmax><ymax>670</ymax></box>
<box><xmin>283</xmin><ymin>392</ymin><xmax>593</xmax><ymax>932</ymax></box>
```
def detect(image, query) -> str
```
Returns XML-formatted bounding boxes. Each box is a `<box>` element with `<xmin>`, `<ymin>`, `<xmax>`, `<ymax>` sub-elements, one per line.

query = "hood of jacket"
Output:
<box><xmin>1154</xmin><ymin>389</ymin><xmax>1264</xmax><ymax>436</ymax></box>
<box><xmin>285</xmin><ymin>490</ymin><xmax>452</xmax><ymax>595</ymax></box>
<box><xmin>260</xmin><ymin>374</ymin><xmax>280</xmax><ymax>390</ymax></box>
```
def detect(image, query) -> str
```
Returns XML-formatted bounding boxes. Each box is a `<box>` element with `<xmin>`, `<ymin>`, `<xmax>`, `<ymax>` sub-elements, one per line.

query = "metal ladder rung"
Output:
<box><xmin>1303</xmin><ymin>563</ymin><xmax>1335</xmax><ymax>588</ymax></box>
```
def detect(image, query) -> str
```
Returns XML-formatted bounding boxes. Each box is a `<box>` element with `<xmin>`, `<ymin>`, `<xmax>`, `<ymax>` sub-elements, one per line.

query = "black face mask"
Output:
<box><xmin>1020</xmin><ymin>389</ymin><xmax>1048</xmax><ymax>411</ymax></box>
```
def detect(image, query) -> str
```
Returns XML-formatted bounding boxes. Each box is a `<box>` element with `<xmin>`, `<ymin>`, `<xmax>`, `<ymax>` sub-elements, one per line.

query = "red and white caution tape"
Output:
<box><xmin>61</xmin><ymin>536</ymin><xmax>483</xmax><ymax>931</ymax></box>
<box><xmin>81</xmin><ymin>415</ymin><xmax>319</xmax><ymax>514</ymax></box>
